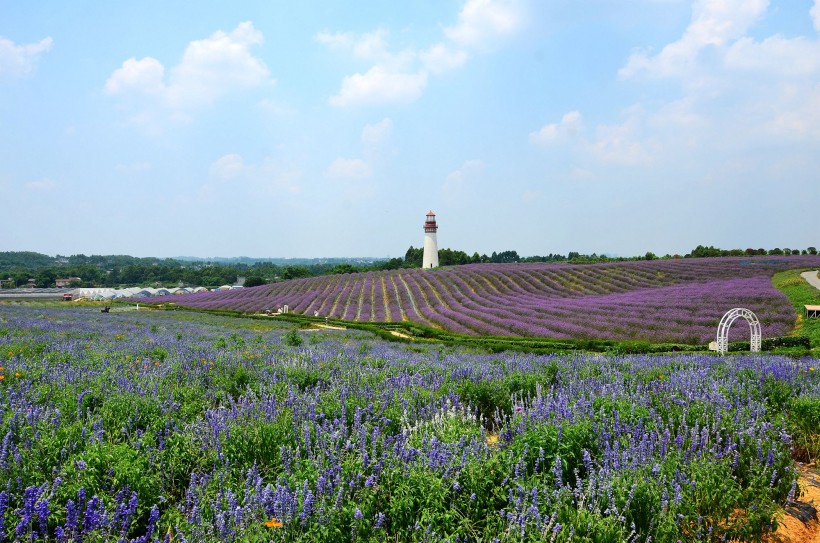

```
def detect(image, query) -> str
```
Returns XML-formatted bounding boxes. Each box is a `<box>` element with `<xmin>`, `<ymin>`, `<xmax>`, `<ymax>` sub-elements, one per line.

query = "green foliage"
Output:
<box><xmin>772</xmin><ymin>269</ymin><xmax>820</xmax><ymax>348</ymax></box>
<box><xmin>0</xmin><ymin>306</ymin><xmax>812</xmax><ymax>543</ymax></box>
<box><xmin>243</xmin><ymin>275</ymin><xmax>266</xmax><ymax>287</ymax></box>
<box><xmin>283</xmin><ymin>328</ymin><xmax>304</xmax><ymax>347</ymax></box>
<box><xmin>56</xmin><ymin>441</ymin><xmax>162</xmax><ymax>535</ymax></box>
<box><xmin>788</xmin><ymin>396</ymin><xmax>820</xmax><ymax>462</ymax></box>
<box><xmin>456</xmin><ymin>379</ymin><xmax>511</xmax><ymax>426</ymax></box>
<box><xmin>507</xmin><ymin>420</ymin><xmax>597</xmax><ymax>485</ymax></box>
<box><xmin>222</xmin><ymin>415</ymin><xmax>295</xmax><ymax>477</ymax></box>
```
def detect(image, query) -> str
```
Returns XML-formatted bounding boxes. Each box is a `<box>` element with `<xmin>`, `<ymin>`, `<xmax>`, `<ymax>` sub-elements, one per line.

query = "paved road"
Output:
<box><xmin>801</xmin><ymin>270</ymin><xmax>820</xmax><ymax>291</ymax></box>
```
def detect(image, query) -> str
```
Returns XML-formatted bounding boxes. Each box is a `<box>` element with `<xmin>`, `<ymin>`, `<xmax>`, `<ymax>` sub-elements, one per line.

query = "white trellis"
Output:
<box><xmin>716</xmin><ymin>308</ymin><xmax>761</xmax><ymax>355</ymax></box>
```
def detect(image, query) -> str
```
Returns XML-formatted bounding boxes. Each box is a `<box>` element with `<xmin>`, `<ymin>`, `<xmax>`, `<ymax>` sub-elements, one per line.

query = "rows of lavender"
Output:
<box><xmin>0</xmin><ymin>304</ymin><xmax>818</xmax><ymax>541</ymax></box>
<box><xmin>148</xmin><ymin>256</ymin><xmax>820</xmax><ymax>343</ymax></box>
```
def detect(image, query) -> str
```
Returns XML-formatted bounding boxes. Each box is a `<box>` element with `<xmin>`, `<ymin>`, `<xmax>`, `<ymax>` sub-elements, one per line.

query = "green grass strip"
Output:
<box><xmin>772</xmin><ymin>269</ymin><xmax>820</xmax><ymax>349</ymax></box>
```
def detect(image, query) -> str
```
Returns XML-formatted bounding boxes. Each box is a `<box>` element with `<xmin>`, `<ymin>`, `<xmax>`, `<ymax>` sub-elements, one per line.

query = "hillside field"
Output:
<box><xmin>139</xmin><ymin>256</ymin><xmax>820</xmax><ymax>344</ymax></box>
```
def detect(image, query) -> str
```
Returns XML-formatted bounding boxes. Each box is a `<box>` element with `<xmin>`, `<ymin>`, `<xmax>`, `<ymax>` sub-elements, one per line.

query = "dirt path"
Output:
<box><xmin>770</xmin><ymin>466</ymin><xmax>820</xmax><ymax>542</ymax></box>
<box><xmin>801</xmin><ymin>271</ymin><xmax>820</xmax><ymax>291</ymax></box>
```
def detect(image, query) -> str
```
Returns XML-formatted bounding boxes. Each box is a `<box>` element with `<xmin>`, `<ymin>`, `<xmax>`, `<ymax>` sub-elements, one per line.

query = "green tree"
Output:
<box><xmin>244</xmin><ymin>276</ymin><xmax>266</xmax><ymax>288</ymax></box>
<box><xmin>282</xmin><ymin>266</ymin><xmax>311</xmax><ymax>280</ymax></box>
<box><xmin>404</xmin><ymin>246</ymin><xmax>424</xmax><ymax>267</ymax></box>
<box><xmin>378</xmin><ymin>258</ymin><xmax>405</xmax><ymax>270</ymax></box>
<box><xmin>330</xmin><ymin>264</ymin><xmax>358</xmax><ymax>275</ymax></box>
<box><xmin>439</xmin><ymin>248</ymin><xmax>471</xmax><ymax>266</ymax></box>
<box><xmin>689</xmin><ymin>245</ymin><xmax>722</xmax><ymax>258</ymax></box>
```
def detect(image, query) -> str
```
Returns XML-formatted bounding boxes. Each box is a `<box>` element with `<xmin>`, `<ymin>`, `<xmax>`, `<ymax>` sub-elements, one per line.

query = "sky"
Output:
<box><xmin>1</xmin><ymin>0</ymin><xmax>819</xmax><ymax>259</ymax></box>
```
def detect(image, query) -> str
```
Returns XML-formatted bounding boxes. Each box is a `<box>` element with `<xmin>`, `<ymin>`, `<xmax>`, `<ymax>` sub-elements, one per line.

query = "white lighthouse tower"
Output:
<box><xmin>422</xmin><ymin>211</ymin><xmax>439</xmax><ymax>269</ymax></box>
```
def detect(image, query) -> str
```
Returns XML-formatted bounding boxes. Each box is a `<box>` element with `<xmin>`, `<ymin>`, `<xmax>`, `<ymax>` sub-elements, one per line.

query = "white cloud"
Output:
<box><xmin>529</xmin><ymin>111</ymin><xmax>583</xmax><ymax>145</ymax></box>
<box><xmin>724</xmin><ymin>35</ymin><xmax>820</xmax><ymax>76</ymax></box>
<box><xmin>105</xmin><ymin>22</ymin><xmax>272</xmax><ymax>111</ymax></box>
<box><xmin>316</xmin><ymin>29</ymin><xmax>413</xmax><ymax>68</ymax></box>
<box><xmin>0</xmin><ymin>35</ymin><xmax>52</xmax><ymax>79</ymax></box>
<box><xmin>530</xmin><ymin>109</ymin><xmax>652</xmax><ymax>168</ymax></box>
<box><xmin>320</xmin><ymin>29</ymin><xmax>424</xmax><ymax>107</ymax></box>
<box><xmin>620</xmin><ymin>0</ymin><xmax>768</xmax><ymax>79</ymax></box>
<box><xmin>209</xmin><ymin>154</ymin><xmax>245</xmax><ymax>180</ymax></box>
<box><xmin>361</xmin><ymin>118</ymin><xmax>393</xmax><ymax>146</ymax></box>
<box><xmin>166</xmin><ymin>22</ymin><xmax>270</xmax><ymax>108</ymax></box>
<box><xmin>444</xmin><ymin>0</ymin><xmax>523</xmax><ymax>48</ymax></box>
<box><xmin>326</xmin><ymin>158</ymin><xmax>372</xmax><ymax>178</ymax></box>
<box><xmin>104</xmin><ymin>57</ymin><xmax>165</xmax><ymax>95</ymax></box>
<box><xmin>329</xmin><ymin>66</ymin><xmax>427</xmax><ymax>107</ymax></box>
<box><xmin>813</xmin><ymin>0</ymin><xmax>820</xmax><ymax>31</ymax></box>
<box><xmin>321</xmin><ymin>0</ymin><xmax>523</xmax><ymax>107</ymax></box>
<box><xmin>598</xmin><ymin>0</ymin><xmax>820</xmax><ymax>176</ymax></box>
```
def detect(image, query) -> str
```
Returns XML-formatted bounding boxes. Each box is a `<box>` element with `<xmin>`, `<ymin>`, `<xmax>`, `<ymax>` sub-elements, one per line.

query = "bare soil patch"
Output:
<box><xmin>767</xmin><ymin>466</ymin><xmax>820</xmax><ymax>543</ymax></box>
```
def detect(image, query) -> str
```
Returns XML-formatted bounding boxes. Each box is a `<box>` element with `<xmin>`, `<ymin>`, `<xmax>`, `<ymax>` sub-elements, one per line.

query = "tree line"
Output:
<box><xmin>1</xmin><ymin>244</ymin><xmax>816</xmax><ymax>288</ymax></box>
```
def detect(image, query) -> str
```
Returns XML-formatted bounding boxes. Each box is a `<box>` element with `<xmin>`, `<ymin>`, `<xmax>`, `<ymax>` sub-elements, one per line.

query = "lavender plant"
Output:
<box><xmin>134</xmin><ymin>256</ymin><xmax>820</xmax><ymax>344</ymax></box>
<box><xmin>0</xmin><ymin>304</ymin><xmax>816</xmax><ymax>541</ymax></box>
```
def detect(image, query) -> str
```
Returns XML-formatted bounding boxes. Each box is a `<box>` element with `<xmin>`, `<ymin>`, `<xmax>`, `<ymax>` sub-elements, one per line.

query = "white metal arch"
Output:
<box><xmin>716</xmin><ymin>308</ymin><xmax>761</xmax><ymax>355</ymax></box>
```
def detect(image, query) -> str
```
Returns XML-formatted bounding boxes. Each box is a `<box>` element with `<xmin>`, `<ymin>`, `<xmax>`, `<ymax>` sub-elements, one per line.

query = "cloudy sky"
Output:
<box><xmin>2</xmin><ymin>0</ymin><xmax>819</xmax><ymax>259</ymax></box>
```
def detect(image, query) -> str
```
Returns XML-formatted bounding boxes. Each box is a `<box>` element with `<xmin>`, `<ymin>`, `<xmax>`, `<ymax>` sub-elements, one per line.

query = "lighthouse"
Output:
<box><xmin>422</xmin><ymin>211</ymin><xmax>439</xmax><ymax>269</ymax></box>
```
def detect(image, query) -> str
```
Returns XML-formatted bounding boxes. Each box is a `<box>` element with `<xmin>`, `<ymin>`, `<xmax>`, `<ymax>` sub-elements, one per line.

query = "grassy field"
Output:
<box><xmin>772</xmin><ymin>269</ymin><xmax>820</xmax><ymax>351</ymax></box>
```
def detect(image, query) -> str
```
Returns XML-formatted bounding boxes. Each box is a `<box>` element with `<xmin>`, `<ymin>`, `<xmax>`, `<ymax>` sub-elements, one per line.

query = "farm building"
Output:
<box><xmin>807</xmin><ymin>305</ymin><xmax>820</xmax><ymax>319</ymax></box>
<box><xmin>69</xmin><ymin>286</ymin><xmax>208</xmax><ymax>300</ymax></box>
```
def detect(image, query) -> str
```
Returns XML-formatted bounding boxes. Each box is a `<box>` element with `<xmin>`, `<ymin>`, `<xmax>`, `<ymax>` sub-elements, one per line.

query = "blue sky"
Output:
<box><xmin>2</xmin><ymin>0</ymin><xmax>819</xmax><ymax>259</ymax></box>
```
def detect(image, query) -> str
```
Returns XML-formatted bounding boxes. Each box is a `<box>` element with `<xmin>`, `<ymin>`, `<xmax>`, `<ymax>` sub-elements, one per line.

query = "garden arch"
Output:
<box><xmin>716</xmin><ymin>308</ymin><xmax>761</xmax><ymax>355</ymax></box>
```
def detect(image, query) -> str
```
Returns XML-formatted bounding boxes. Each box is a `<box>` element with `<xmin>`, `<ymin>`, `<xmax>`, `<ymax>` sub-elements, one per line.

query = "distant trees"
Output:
<box><xmin>2</xmin><ymin>242</ymin><xmax>816</xmax><ymax>288</ymax></box>
<box><xmin>684</xmin><ymin>245</ymin><xmax>818</xmax><ymax>258</ymax></box>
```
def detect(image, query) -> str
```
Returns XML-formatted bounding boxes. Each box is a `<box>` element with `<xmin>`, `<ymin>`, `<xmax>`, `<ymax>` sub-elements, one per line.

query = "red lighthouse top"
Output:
<box><xmin>424</xmin><ymin>211</ymin><xmax>438</xmax><ymax>233</ymax></box>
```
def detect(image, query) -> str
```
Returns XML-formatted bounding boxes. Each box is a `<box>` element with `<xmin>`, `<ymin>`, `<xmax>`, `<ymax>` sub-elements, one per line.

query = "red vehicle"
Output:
<box><xmin>63</xmin><ymin>293</ymin><xmax>73</xmax><ymax>301</ymax></box>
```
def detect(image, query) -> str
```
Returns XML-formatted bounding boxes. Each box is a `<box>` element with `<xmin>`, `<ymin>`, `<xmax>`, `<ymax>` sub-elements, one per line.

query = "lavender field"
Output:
<box><xmin>0</xmin><ymin>304</ymin><xmax>818</xmax><ymax>541</ymax></box>
<box><xmin>146</xmin><ymin>256</ymin><xmax>820</xmax><ymax>344</ymax></box>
